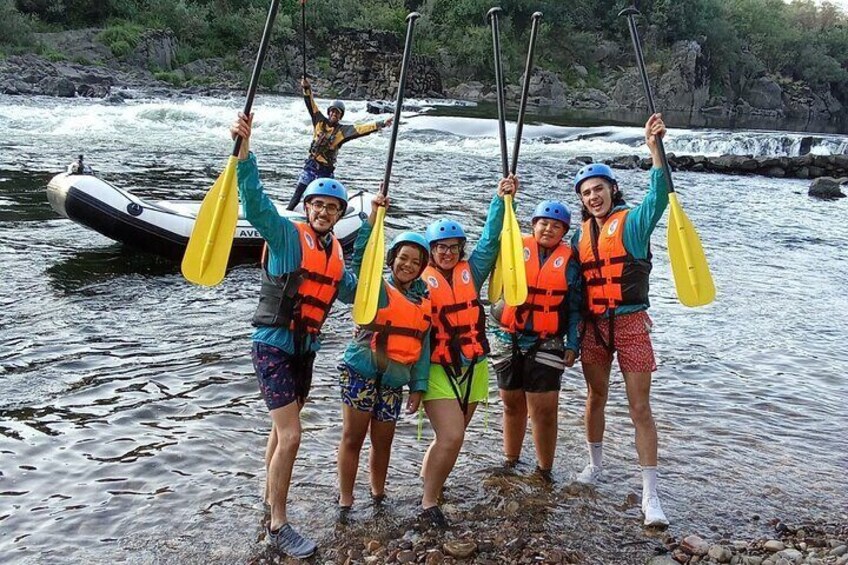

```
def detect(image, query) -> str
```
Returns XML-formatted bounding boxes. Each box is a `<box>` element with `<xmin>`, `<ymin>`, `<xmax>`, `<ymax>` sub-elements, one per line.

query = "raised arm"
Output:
<box><xmin>302</xmin><ymin>77</ymin><xmax>323</xmax><ymax>125</ymax></box>
<box><xmin>337</xmin><ymin>116</ymin><xmax>393</xmax><ymax>145</ymax></box>
<box><xmin>468</xmin><ymin>174</ymin><xmax>518</xmax><ymax>289</ymax></box>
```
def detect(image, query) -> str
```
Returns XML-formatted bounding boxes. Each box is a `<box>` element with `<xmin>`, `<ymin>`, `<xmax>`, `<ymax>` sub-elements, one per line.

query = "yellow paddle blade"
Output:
<box><xmin>500</xmin><ymin>194</ymin><xmax>528</xmax><ymax>306</ymax></box>
<box><xmin>352</xmin><ymin>207</ymin><xmax>386</xmax><ymax>325</ymax></box>
<box><xmin>487</xmin><ymin>251</ymin><xmax>504</xmax><ymax>303</ymax></box>
<box><xmin>667</xmin><ymin>192</ymin><xmax>716</xmax><ymax>307</ymax></box>
<box><xmin>181</xmin><ymin>156</ymin><xmax>240</xmax><ymax>286</ymax></box>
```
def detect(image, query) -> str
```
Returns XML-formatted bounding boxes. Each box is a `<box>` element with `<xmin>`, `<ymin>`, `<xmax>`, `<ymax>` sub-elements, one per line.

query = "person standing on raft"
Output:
<box><xmin>571</xmin><ymin>113</ymin><xmax>671</xmax><ymax>527</ymax></box>
<box><xmin>287</xmin><ymin>77</ymin><xmax>393</xmax><ymax>210</ymax></box>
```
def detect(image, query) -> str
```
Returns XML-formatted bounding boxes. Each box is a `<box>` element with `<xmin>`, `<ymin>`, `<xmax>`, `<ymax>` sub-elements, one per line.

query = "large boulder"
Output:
<box><xmin>809</xmin><ymin>177</ymin><xmax>847</xmax><ymax>199</ymax></box>
<box><xmin>611</xmin><ymin>40</ymin><xmax>709</xmax><ymax>113</ymax></box>
<box><xmin>127</xmin><ymin>29</ymin><xmax>178</xmax><ymax>71</ymax></box>
<box><xmin>527</xmin><ymin>70</ymin><xmax>567</xmax><ymax>106</ymax></box>
<box><xmin>744</xmin><ymin>76</ymin><xmax>783</xmax><ymax>110</ymax></box>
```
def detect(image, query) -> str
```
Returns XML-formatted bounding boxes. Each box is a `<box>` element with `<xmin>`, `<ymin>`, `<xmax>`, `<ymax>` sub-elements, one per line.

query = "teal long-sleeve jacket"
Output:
<box><xmin>495</xmin><ymin>247</ymin><xmax>583</xmax><ymax>354</ymax></box>
<box><xmin>342</xmin><ymin>221</ymin><xmax>431</xmax><ymax>392</ymax></box>
<box><xmin>237</xmin><ymin>152</ymin><xmax>364</xmax><ymax>354</ymax></box>
<box><xmin>570</xmin><ymin>167</ymin><xmax>670</xmax><ymax>317</ymax></box>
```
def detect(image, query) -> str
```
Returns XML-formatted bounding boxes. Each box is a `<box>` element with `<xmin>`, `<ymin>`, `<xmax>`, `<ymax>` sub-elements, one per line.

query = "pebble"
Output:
<box><xmin>708</xmin><ymin>544</ymin><xmax>733</xmax><ymax>563</ymax></box>
<box><xmin>397</xmin><ymin>549</ymin><xmax>416</xmax><ymax>563</ymax></box>
<box><xmin>744</xmin><ymin>557</ymin><xmax>763</xmax><ymax>565</ymax></box>
<box><xmin>443</xmin><ymin>540</ymin><xmax>477</xmax><ymax>559</ymax></box>
<box><xmin>366</xmin><ymin>540</ymin><xmax>381</xmax><ymax>553</ymax></box>
<box><xmin>425</xmin><ymin>549</ymin><xmax>444</xmax><ymax>565</ymax></box>
<box><xmin>776</xmin><ymin>548</ymin><xmax>801</xmax><ymax>562</ymax></box>
<box><xmin>837</xmin><ymin>555</ymin><xmax>848</xmax><ymax>565</ymax></box>
<box><xmin>682</xmin><ymin>535</ymin><xmax>710</xmax><ymax>556</ymax></box>
<box><xmin>832</xmin><ymin>545</ymin><xmax>848</xmax><ymax>557</ymax></box>
<box><xmin>646</xmin><ymin>556</ymin><xmax>679</xmax><ymax>565</ymax></box>
<box><xmin>764</xmin><ymin>540</ymin><xmax>786</xmax><ymax>552</ymax></box>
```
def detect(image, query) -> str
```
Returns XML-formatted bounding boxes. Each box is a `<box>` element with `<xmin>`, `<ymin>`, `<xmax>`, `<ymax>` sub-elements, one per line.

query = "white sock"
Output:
<box><xmin>588</xmin><ymin>442</ymin><xmax>603</xmax><ymax>469</ymax></box>
<box><xmin>641</xmin><ymin>466</ymin><xmax>658</xmax><ymax>499</ymax></box>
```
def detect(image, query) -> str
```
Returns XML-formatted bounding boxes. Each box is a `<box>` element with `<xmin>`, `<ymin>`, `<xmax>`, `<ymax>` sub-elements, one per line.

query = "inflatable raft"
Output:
<box><xmin>46</xmin><ymin>163</ymin><xmax>373</xmax><ymax>263</ymax></box>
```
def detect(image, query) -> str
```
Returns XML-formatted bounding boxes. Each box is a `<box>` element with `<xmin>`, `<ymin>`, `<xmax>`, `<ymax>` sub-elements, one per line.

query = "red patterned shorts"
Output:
<box><xmin>580</xmin><ymin>310</ymin><xmax>657</xmax><ymax>373</ymax></box>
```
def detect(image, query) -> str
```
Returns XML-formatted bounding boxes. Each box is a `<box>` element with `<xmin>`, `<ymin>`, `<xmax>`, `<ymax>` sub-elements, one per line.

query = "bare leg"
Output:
<box><xmin>622</xmin><ymin>372</ymin><xmax>657</xmax><ymax>466</ymax></box>
<box><xmin>499</xmin><ymin>389</ymin><xmax>527</xmax><ymax>462</ymax></box>
<box><xmin>267</xmin><ymin>401</ymin><xmax>303</xmax><ymax>531</ymax></box>
<box><xmin>421</xmin><ymin>399</ymin><xmax>469</xmax><ymax>508</ymax></box>
<box><xmin>581</xmin><ymin>362</ymin><xmax>612</xmax><ymax>443</ymax></box>
<box><xmin>264</xmin><ymin>424</ymin><xmax>278</xmax><ymax>504</ymax></box>
<box><xmin>337</xmin><ymin>404</ymin><xmax>372</xmax><ymax>507</ymax></box>
<box><xmin>368</xmin><ymin>418</ymin><xmax>397</xmax><ymax>498</ymax></box>
<box><xmin>526</xmin><ymin>391</ymin><xmax>559</xmax><ymax>470</ymax></box>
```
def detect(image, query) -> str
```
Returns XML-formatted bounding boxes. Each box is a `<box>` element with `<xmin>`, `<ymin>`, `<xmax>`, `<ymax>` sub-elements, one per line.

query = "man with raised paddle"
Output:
<box><xmin>570</xmin><ymin>113</ymin><xmax>671</xmax><ymax>528</ymax></box>
<box><xmin>231</xmin><ymin>110</ymin><xmax>364</xmax><ymax>558</ymax></box>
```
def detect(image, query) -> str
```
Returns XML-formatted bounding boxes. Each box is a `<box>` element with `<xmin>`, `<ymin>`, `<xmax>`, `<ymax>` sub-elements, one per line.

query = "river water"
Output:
<box><xmin>1</xmin><ymin>93</ymin><xmax>846</xmax><ymax>563</ymax></box>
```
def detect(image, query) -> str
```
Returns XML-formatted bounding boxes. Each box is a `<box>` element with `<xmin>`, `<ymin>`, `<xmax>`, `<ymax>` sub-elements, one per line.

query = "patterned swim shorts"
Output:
<box><xmin>252</xmin><ymin>342</ymin><xmax>313</xmax><ymax>410</ymax></box>
<box><xmin>339</xmin><ymin>364</ymin><xmax>403</xmax><ymax>422</ymax></box>
<box><xmin>580</xmin><ymin>310</ymin><xmax>657</xmax><ymax>373</ymax></box>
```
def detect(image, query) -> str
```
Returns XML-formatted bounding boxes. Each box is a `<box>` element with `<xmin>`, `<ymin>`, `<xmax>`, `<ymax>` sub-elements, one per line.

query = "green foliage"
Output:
<box><xmin>97</xmin><ymin>22</ymin><xmax>143</xmax><ymax>57</ymax></box>
<box><xmin>41</xmin><ymin>45</ymin><xmax>65</xmax><ymax>60</ymax></box>
<box><xmin>0</xmin><ymin>0</ymin><xmax>845</xmax><ymax>107</ymax></box>
<box><xmin>259</xmin><ymin>69</ymin><xmax>279</xmax><ymax>89</ymax></box>
<box><xmin>1</xmin><ymin>0</ymin><xmax>34</xmax><ymax>47</ymax></box>
<box><xmin>154</xmin><ymin>71</ymin><xmax>184</xmax><ymax>86</ymax></box>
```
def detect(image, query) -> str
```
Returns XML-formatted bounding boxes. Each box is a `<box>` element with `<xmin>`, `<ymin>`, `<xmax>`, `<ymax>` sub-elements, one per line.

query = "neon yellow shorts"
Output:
<box><xmin>423</xmin><ymin>360</ymin><xmax>490</xmax><ymax>404</ymax></box>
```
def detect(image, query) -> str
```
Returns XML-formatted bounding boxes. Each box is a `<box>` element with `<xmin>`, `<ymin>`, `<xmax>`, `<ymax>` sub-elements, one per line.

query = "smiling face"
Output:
<box><xmin>532</xmin><ymin>218</ymin><xmax>567</xmax><ymax>249</ymax></box>
<box><xmin>304</xmin><ymin>196</ymin><xmax>344</xmax><ymax>234</ymax></box>
<box><xmin>391</xmin><ymin>244</ymin><xmax>425</xmax><ymax>285</ymax></box>
<box><xmin>430</xmin><ymin>237</ymin><xmax>463</xmax><ymax>271</ymax></box>
<box><xmin>579</xmin><ymin>177</ymin><xmax>615</xmax><ymax>219</ymax></box>
<box><xmin>327</xmin><ymin>108</ymin><xmax>342</xmax><ymax>124</ymax></box>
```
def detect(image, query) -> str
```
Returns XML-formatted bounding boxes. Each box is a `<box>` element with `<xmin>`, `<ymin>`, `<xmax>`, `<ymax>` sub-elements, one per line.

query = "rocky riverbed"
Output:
<box><xmin>238</xmin><ymin>468</ymin><xmax>846</xmax><ymax>565</ymax></box>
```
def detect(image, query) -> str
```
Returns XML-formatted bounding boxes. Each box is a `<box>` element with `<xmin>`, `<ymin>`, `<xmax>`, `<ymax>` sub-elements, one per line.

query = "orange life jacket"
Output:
<box><xmin>500</xmin><ymin>235</ymin><xmax>571</xmax><ymax>338</ymax></box>
<box><xmin>576</xmin><ymin>209</ymin><xmax>651</xmax><ymax>316</ymax></box>
<box><xmin>422</xmin><ymin>262</ymin><xmax>489</xmax><ymax>366</ymax></box>
<box><xmin>363</xmin><ymin>283</ymin><xmax>431</xmax><ymax>365</ymax></box>
<box><xmin>293</xmin><ymin>222</ymin><xmax>344</xmax><ymax>332</ymax></box>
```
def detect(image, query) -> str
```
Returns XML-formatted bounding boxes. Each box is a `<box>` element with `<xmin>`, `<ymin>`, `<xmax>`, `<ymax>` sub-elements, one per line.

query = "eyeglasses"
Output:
<box><xmin>433</xmin><ymin>243</ymin><xmax>462</xmax><ymax>255</ymax></box>
<box><xmin>308</xmin><ymin>200</ymin><xmax>342</xmax><ymax>215</ymax></box>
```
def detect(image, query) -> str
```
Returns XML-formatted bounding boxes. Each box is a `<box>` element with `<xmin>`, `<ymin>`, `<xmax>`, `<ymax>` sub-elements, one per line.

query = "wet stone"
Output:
<box><xmin>366</xmin><ymin>540</ymin><xmax>381</xmax><ymax>553</ymax></box>
<box><xmin>764</xmin><ymin>540</ymin><xmax>786</xmax><ymax>552</ymax></box>
<box><xmin>442</xmin><ymin>540</ymin><xmax>477</xmax><ymax>559</ymax></box>
<box><xmin>425</xmin><ymin>549</ymin><xmax>444</xmax><ymax>565</ymax></box>
<box><xmin>397</xmin><ymin>549</ymin><xmax>416</xmax><ymax>563</ymax></box>
<box><xmin>777</xmin><ymin>548</ymin><xmax>802</xmax><ymax>561</ymax></box>
<box><xmin>682</xmin><ymin>535</ymin><xmax>710</xmax><ymax>556</ymax></box>
<box><xmin>708</xmin><ymin>544</ymin><xmax>733</xmax><ymax>563</ymax></box>
<box><xmin>832</xmin><ymin>545</ymin><xmax>848</xmax><ymax>557</ymax></box>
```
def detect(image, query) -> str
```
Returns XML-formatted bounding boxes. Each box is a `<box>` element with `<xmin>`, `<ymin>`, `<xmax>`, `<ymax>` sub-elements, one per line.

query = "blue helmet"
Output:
<box><xmin>532</xmin><ymin>200</ymin><xmax>571</xmax><ymax>227</ymax></box>
<box><xmin>388</xmin><ymin>231</ymin><xmax>430</xmax><ymax>275</ymax></box>
<box><xmin>303</xmin><ymin>177</ymin><xmax>348</xmax><ymax>214</ymax></box>
<box><xmin>425</xmin><ymin>219</ymin><xmax>466</xmax><ymax>245</ymax></box>
<box><xmin>573</xmin><ymin>163</ymin><xmax>617</xmax><ymax>193</ymax></box>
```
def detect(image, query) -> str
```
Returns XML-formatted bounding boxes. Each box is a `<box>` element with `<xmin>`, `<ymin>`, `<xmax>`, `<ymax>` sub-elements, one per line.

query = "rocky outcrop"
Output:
<box><xmin>0</xmin><ymin>54</ymin><xmax>114</xmax><ymax>97</ymax></box>
<box><xmin>327</xmin><ymin>29</ymin><xmax>442</xmax><ymax>99</ymax></box>
<box><xmin>611</xmin><ymin>40</ymin><xmax>710</xmax><ymax>114</ymax></box>
<box><xmin>126</xmin><ymin>29</ymin><xmax>178</xmax><ymax>71</ymax></box>
<box><xmin>596</xmin><ymin>152</ymin><xmax>848</xmax><ymax>181</ymax></box>
<box><xmin>809</xmin><ymin>177</ymin><xmax>847</xmax><ymax>199</ymax></box>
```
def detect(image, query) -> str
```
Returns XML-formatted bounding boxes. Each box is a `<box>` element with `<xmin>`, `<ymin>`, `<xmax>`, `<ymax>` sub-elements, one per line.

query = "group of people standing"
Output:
<box><xmin>229</xmin><ymin>80</ymin><xmax>672</xmax><ymax>558</ymax></box>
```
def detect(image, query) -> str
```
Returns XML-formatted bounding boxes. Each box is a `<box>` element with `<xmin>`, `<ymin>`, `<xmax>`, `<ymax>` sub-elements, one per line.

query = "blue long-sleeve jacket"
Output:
<box><xmin>342</xmin><ymin>223</ymin><xmax>431</xmax><ymax>392</ymax></box>
<box><xmin>570</xmin><ymin>167</ymin><xmax>669</xmax><ymax>317</ymax></box>
<box><xmin>237</xmin><ymin>153</ymin><xmax>359</xmax><ymax>354</ymax></box>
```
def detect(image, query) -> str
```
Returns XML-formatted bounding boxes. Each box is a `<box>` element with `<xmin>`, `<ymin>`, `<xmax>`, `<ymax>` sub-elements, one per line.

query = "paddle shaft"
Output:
<box><xmin>510</xmin><ymin>12</ymin><xmax>542</xmax><ymax>176</ymax></box>
<box><xmin>381</xmin><ymin>12</ymin><xmax>421</xmax><ymax>196</ymax></box>
<box><xmin>488</xmin><ymin>7</ymin><xmax>509</xmax><ymax>177</ymax></box>
<box><xmin>301</xmin><ymin>0</ymin><xmax>307</xmax><ymax>78</ymax></box>
<box><xmin>621</xmin><ymin>7</ymin><xmax>675</xmax><ymax>193</ymax></box>
<box><xmin>232</xmin><ymin>0</ymin><xmax>281</xmax><ymax>159</ymax></box>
